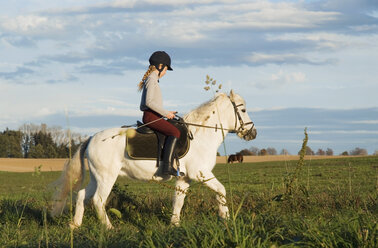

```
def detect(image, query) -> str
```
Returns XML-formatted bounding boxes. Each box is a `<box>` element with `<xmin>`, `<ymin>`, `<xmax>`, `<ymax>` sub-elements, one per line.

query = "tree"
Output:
<box><xmin>0</xmin><ymin>135</ymin><xmax>8</xmax><ymax>157</ymax></box>
<box><xmin>349</xmin><ymin>147</ymin><xmax>368</xmax><ymax>156</ymax></box>
<box><xmin>238</xmin><ymin>149</ymin><xmax>254</xmax><ymax>155</ymax></box>
<box><xmin>0</xmin><ymin>129</ymin><xmax>23</xmax><ymax>158</ymax></box>
<box><xmin>249</xmin><ymin>146</ymin><xmax>259</xmax><ymax>156</ymax></box>
<box><xmin>326</xmin><ymin>148</ymin><xmax>333</xmax><ymax>156</ymax></box>
<box><xmin>18</xmin><ymin>123</ymin><xmax>87</xmax><ymax>158</ymax></box>
<box><xmin>33</xmin><ymin>131</ymin><xmax>55</xmax><ymax>148</ymax></box>
<box><xmin>46</xmin><ymin>144</ymin><xmax>58</xmax><ymax>158</ymax></box>
<box><xmin>29</xmin><ymin>144</ymin><xmax>45</xmax><ymax>158</ymax></box>
<box><xmin>1</xmin><ymin>124</ymin><xmax>85</xmax><ymax>158</ymax></box>
<box><xmin>29</xmin><ymin>131</ymin><xmax>57</xmax><ymax>158</ymax></box>
<box><xmin>299</xmin><ymin>146</ymin><xmax>314</xmax><ymax>155</ymax></box>
<box><xmin>316</xmin><ymin>148</ymin><xmax>325</xmax><ymax>156</ymax></box>
<box><xmin>259</xmin><ymin>148</ymin><xmax>267</xmax><ymax>156</ymax></box>
<box><xmin>56</xmin><ymin>143</ymin><xmax>69</xmax><ymax>158</ymax></box>
<box><xmin>280</xmin><ymin>149</ymin><xmax>290</xmax><ymax>155</ymax></box>
<box><xmin>341</xmin><ymin>151</ymin><xmax>349</xmax><ymax>156</ymax></box>
<box><xmin>266</xmin><ymin>147</ymin><xmax>277</xmax><ymax>155</ymax></box>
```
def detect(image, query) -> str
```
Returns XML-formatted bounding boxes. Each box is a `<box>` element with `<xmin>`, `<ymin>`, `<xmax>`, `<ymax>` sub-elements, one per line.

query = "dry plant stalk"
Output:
<box><xmin>272</xmin><ymin>128</ymin><xmax>308</xmax><ymax>201</ymax></box>
<box><xmin>285</xmin><ymin>127</ymin><xmax>308</xmax><ymax>196</ymax></box>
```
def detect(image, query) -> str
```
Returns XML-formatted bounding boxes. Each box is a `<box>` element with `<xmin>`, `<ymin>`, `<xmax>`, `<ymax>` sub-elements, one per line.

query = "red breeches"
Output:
<box><xmin>143</xmin><ymin>110</ymin><xmax>181</xmax><ymax>138</ymax></box>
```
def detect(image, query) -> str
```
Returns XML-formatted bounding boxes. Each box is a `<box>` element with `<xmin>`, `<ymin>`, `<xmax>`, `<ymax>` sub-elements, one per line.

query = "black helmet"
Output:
<box><xmin>149</xmin><ymin>51</ymin><xmax>173</xmax><ymax>71</ymax></box>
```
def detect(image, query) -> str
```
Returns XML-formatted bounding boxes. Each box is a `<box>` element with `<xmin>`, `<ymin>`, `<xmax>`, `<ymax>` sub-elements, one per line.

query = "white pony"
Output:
<box><xmin>51</xmin><ymin>90</ymin><xmax>257</xmax><ymax>229</ymax></box>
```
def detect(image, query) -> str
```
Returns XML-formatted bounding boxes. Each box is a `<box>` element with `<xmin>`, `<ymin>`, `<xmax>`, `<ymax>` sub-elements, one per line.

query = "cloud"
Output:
<box><xmin>310</xmin><ymin>130</ymin><xmax>378</xmax><ymax>135</ymax></box>
<box><xmin>43</xmin><ymin>52</ymin><xmax>92</xmax><ymax>64</ymax></box>
<box><xmin>271</xmin><ymin>70</ymin><xmax>306</xmax><ymax>83</ymax></box>
<box><xmin>317</xmin><ymin>0</ymin><xmax>378</xmax><ymax>13</ymax></box>
<box><xmin>0</xmin><ymin>15</ymin><xmax>65</xmax><ymax>35</ymax></box>
<box><xmin>368</xmin><ymin>10</ymin><xmax>378</xmax><ymax>18</ymax></box>
<box><xmin>0</xmin><ymin>66</ymin><xmax>34</xmax><ymax>80</ymax></box>
<box><xmin>347</xmin><ymin>120</ymin><xmax>378</xmax><ymax>124</ymax></box>
<box><xmin>0</xmin><ymin>0</ymin><xmax>359</xmax><ymax>71</ymax></box>
<box><xmin>46</xmin><ymin>74</ymin><xmax>79</xmax><ymax>84</ymax></box>
<box><xmin>0</xmin><ymin>0</ymin><xmax>376</xmax><ymax>90</ymax></box>
<box><xmin>250</xmin><ymin>69</ymin><xmax>306</xmax><ymax>89</ymax></box>
<box><xmin>245</xmin><ymin>52</ymin><xmax>335</xmax><ymax>65</ymax></box>
<box><xmin>1</xmin><ymin>35</ymin><xmax>36</xmax><ymax>47</ymax></box>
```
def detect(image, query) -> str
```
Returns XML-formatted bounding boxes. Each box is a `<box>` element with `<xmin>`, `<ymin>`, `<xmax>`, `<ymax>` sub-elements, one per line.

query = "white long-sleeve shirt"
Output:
<box><xmin>140</xmin><ymin>71</ymin><xmax>170</xmax><ymax>117</ymax></box>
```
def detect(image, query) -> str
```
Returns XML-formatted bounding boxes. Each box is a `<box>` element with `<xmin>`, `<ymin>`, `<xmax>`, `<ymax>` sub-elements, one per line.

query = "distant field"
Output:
<box><xmin>216</xmin><ymin>155</ymin><xmax>352</xmax><ymax>163</ymax></box>
<box><xmin>0</xmin><ymin>155</ymin><xmax>357</xmax><ymax>172</ymax></box>
<box><xmin>0</xmin><ymin>158</ymin><xmax>67</xmax><ymax>172</ymax></box>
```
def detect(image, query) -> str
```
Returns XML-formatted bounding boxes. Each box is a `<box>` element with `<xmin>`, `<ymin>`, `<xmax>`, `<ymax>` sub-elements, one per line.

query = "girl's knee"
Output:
<box><xmin>173</xmin><ymin>130</ymin><xmax>180</xmax><ymax>138</ymax></box>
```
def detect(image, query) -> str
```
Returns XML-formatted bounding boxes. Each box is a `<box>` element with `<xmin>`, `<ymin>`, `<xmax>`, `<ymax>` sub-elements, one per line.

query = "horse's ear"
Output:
<box><xmin>229</xmin><ymin>89</ymin><xmax>235</xmax><ymax>101</ymax></box>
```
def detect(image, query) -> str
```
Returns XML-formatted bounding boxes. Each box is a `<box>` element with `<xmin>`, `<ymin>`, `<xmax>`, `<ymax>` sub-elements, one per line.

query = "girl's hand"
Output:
<box><xmin>166</xmin><ymin>111</ymin><xmax>177</xmax><ymax>119</ymax></box>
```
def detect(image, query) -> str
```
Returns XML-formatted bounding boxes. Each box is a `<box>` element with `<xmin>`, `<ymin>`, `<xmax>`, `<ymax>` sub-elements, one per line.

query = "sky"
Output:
<box><xmin>1</xmin><ymin>0</ymin><xmax>377</xmax><ymax>155</ymax></box>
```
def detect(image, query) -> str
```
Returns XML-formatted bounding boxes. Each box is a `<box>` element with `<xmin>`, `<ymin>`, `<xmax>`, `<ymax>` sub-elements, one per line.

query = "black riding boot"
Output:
<box><xmin>162</xmin><ymin>136</ymin><xmax>178</xmax><ymax>176</ymax></box>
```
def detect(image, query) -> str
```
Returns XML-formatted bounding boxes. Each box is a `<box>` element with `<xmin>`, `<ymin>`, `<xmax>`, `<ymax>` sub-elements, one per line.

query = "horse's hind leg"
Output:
<box><xmin>171</xmin><ymin>177</ymin><xmax>191</xmax><ymax>226</ymax></box>
<box><xmin>71</xmin><ymin>175</ymin><xmax>97</xmax><ymax>229</ymax></box>
<box><xmin>92</xmin><ymin>174</ymin><xmax>119</xmax><ymax>229</ymax></box>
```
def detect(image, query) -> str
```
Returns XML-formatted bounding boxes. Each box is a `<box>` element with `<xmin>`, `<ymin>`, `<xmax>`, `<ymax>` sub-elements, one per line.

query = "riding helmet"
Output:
<box><xmin>149</xmin><ymin>51</ymin><xmax>173</xmax><ymax>71</ymax></box>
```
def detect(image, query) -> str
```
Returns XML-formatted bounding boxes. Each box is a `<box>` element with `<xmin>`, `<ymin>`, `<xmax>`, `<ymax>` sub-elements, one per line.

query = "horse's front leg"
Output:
<box><xmin>171</xmin><ymin>177</ymin><xmax>191</xmax><ymax>226</ymax></box>
<box><xmin>199</xmin><ymin>171</ymin><xmax>229</xmax><ymax>220</ymax></box>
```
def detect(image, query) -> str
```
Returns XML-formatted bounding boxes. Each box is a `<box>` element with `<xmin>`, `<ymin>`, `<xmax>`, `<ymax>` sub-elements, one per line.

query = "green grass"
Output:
<box><xmin>0</xmin><ymin>156</ymin><xmax>377</xmax><ymax>247</ymax></box>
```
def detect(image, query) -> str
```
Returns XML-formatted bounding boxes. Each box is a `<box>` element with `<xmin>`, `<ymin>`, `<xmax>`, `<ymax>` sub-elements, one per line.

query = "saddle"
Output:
<box><xmin>125</xmin><ymin>117</ymin><xmax>192</xmax><ymax>167</ymax></box>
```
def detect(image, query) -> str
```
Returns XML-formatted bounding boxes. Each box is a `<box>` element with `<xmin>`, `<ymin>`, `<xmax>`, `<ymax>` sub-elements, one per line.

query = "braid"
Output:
<box><xmin>138</xmin><ymin>65</ymin><xmax>156</xmax><ymax>91</ymax></box>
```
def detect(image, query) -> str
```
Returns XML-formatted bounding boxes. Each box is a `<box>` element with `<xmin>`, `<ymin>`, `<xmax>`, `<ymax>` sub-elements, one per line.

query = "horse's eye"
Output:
<box><xmin>241</xmin><ymin>109</ymin><xmax>246</xmax><ymax>113</ymax></box>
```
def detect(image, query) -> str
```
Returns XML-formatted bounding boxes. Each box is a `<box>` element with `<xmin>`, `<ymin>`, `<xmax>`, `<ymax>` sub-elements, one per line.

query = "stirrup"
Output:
<box><xmin>163</xmin><ymin>167</ymin><xmax>178</xmax><ymax>176</ymax></box>
<box><xmin>163</xmin><ymin>162</ymin><xmax>185</xmax><ymax>177</ymax></box>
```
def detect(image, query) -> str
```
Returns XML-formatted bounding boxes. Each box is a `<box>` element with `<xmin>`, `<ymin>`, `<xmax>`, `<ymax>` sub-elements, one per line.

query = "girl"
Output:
<box><xmin>138</xmin><ymin>51</ymin><xmax>180</xmax><ymax>176</ymax></box>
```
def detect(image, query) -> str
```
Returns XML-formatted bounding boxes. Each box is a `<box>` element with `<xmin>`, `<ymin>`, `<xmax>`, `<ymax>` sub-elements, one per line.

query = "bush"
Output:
<box><xmin>349</xmin><ymin>147</ymin><xmax>368</xmax><ymax>156</ymax></box>
<box><xmin>298</xmin><ymin>146</ymin><xmax>314</xmax><ymax>155</ymax></box>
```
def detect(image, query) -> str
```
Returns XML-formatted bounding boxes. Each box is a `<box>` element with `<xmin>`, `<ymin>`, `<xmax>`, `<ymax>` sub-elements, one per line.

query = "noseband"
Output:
<box><xmin>229</xmin><ymin>97</ymin><xmax>254</xmax><ymax>135</ymax></box>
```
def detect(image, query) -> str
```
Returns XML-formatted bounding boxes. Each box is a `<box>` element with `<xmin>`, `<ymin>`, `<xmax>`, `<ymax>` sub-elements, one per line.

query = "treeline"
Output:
<box><xmin>0</xmin><ymin>124</ymin><xmax>86</xmax><ymax>158</ymax></box>
<box><xmin>237</xmin><ymin>146</ymin><xmax>372</xmax><ymax>156</ymax></box>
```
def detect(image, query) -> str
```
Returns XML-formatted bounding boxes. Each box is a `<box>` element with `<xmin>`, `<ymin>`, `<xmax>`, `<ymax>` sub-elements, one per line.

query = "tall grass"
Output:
<box><xmin>0</xmin><ymin>156</ymin><xmax>377</xmax><ymax>247</ymax></box>
<box><xmin>65</xmin><ymin>110</ymin><xmax>74</xmax><ymax>248</ymax></box>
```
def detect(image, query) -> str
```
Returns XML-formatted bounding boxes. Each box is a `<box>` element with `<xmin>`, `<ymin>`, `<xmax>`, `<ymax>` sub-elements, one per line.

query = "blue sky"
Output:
<box><xmin>1</xmin><ymin>0</ymin><xmax>377</xmax><ymax>154</ymax></box>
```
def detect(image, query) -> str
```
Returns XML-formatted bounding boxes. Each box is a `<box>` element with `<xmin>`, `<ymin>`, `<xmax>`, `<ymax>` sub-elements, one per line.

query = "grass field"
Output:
<box><xmin>0</xmin><ymin>156</ymin><xmax>377</xmax><ymax>247</ymax></box>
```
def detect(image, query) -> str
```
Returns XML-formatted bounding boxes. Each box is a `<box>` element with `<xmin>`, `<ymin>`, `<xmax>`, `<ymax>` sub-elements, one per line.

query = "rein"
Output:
<box><xmin>171</xmin><ymin>119</ymin><xmax>234</xmax><ymax>132</ymax></box>
<box><xmin>103</xmin><ymin>95</ymin><xmax>254</xmax><ymax>142</ymax></box>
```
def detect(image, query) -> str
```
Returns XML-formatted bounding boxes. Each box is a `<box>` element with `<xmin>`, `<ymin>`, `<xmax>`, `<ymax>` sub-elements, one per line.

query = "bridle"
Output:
<box><xmin>228</xmin><ymin>97</ymin><xmax>255</xmax><ymax>135</ymax></box>
<box><xmin>171</xmin><ymin>97</ymin><xmax>254</xmax><ymax>135</ymax></box>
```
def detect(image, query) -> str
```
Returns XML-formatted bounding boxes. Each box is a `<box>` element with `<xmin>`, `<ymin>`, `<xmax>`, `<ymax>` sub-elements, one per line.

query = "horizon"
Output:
<box><xmin>1</xmin><ymin>107</ymin><xmax>377</xmax><ymax>156</ymax></box>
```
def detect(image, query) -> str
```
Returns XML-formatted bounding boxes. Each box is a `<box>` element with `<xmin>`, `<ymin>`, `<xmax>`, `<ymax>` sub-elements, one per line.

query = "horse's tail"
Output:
<box><xmin>50</xmin><ymin>137</ymin><xmax>91</xmax><ymax>217</ymax></box>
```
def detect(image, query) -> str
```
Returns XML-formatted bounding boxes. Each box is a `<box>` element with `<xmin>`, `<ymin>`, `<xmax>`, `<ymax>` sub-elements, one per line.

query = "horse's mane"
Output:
<box><xmin>184</xmin><ymin>93</ymin><xmax>228</xmax><ymax>133</ymax></box>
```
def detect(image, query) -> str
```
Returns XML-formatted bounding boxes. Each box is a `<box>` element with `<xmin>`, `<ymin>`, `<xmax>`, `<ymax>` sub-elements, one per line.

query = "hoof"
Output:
<box><xmin>170</xmin><ymin>215</ymin><xmax>181</xmax><ymax>227</ymax></box>
<box><xmin>69</xmin><ymin>222</ymin><xmax>79</xmax><ymax>230</ymax></box>
<box><xmin>170</xmin><ymin>220</ymin><xmax>180</xmax><ymax>227</ymax></box>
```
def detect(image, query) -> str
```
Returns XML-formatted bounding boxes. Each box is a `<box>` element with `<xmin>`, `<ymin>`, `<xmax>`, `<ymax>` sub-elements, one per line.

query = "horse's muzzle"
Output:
<box><xmin>238</xmin><ymin>127</ymin><xmax>257</xmax><ymax>141</ymax></box>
